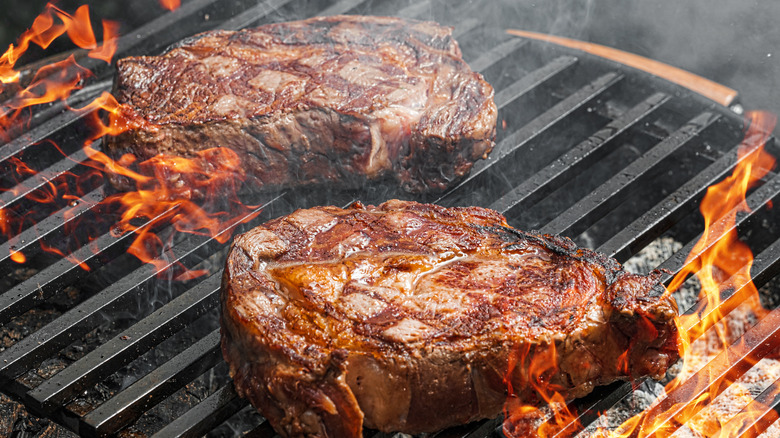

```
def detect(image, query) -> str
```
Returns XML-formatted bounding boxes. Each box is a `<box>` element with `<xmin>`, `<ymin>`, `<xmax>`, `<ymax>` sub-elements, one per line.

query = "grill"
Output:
<box><xmin>1</xmin><ymin>0</ymin><xmax>779</xmax><ymax>437</ymax></box>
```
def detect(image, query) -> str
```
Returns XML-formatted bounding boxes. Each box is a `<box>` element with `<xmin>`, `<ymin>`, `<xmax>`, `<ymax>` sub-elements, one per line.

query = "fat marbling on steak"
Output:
<box><xmin>220</xmin><ymin>200</ymin><xmax>680</xmax><ymax>438</ymax></box>
<box><xmin>104</xmin><ymin>15</ymin><xmax>496</xmax><ymax>193</ymax></box>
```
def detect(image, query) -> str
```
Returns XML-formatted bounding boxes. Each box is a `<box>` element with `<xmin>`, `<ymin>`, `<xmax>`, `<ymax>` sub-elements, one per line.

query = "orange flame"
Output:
<box><xmin>159</xmin><ymin>0</ymin><xmax>182</xmax><ymax>11</ymax></box>
<box><xmin>668</xmin><ymin>112</ymin><xmax>776</xmax><ymax>341</ymax></box>
<box><xmin>0</xmin><ymin>2</ymin><xmax>113</xmax><ymax>265</ymax></box>
<box><xmin>103</xmin><ymin>147</ymin><xmax>260</xmax><ymax>275</ymax></box>
<box><xmin>4</xmin><ymin>5</ymin><xmax>780</xmax><ymax>435</ymax></box>
<box><xmin>503</xmin><ymin>342</ymin><xmax>582</xmax><ymax>437</ymax></box>
<box><xmin>0</xmin><ymin>4</ymin><xmax>119</xmax><ymax>140</ymax></box>
<box><xmin>669</xmin><ymin>111</ymin><xmax>776</xmax><ymax>374</ymax></box>
<box><xmin>1</xmin><ymin>56</ymin><xmax>91</xmax><ymax>139</ymax></box>
<box><xmin>608</xmin><ymin>111</ymin><xmax>778</xmax><ymax>438</ymax></box>
<box><xmin>500</xmin><ymin>111</ymin><xmax>778</xmax><ymax>437</ymax></box>
<box><xmin>0</xmin><ymin>3</ymin><xmax>261</xmax><ymax>280</ymax></box>
<box><xmin>56</xmin><ymin>90</ymin><xmax>262</xmax><ymax>278</ymax></box>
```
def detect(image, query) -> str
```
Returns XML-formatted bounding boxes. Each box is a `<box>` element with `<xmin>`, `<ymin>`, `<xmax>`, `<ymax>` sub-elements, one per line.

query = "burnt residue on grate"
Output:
<box><xmin>1</xmin><ymin>0</ymin><xmax>780</xmax><ymax>437</ymax></box>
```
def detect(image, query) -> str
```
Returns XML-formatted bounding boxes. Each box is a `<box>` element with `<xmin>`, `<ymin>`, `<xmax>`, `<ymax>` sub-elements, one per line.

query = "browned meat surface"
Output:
<box><xmin>105</xmin><ymin>15</ymin><xmax>496</xmax><ymax>194</ymax></box>
<box><xmin>220</xmin><ymin>200</ymin><xmax>680</xmax><ymax>438</ymax></box>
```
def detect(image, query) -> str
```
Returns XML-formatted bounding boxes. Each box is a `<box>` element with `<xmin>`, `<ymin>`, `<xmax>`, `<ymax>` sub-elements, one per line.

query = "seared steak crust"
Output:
<box><xmin>220</xmin><ymin>200</ymin><xmax>679</xmax><ymax>437</ymax></box>
<box><xmin>105</xmin><ymin>15</ymin><xmax>496</xmax><ymax>193</ymax></box>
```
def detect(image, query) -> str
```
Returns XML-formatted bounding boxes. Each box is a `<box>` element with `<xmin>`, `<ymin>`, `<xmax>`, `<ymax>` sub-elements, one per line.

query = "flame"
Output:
<box><xmin>159</xmin><ymin>0</ymin><xmax>182</xmax><ymax>11</ymax></box>
<box><xmin>3</xmin><ymin>3</ymin><xmax>780</xmax><ymax>436</ymax></box>
<box><xmin>0</xmin><ymin>4</ymin><xmax>118</xmax><ymax>140</ymax></box>
<box><xmin>500</xmin><ymin>111</ymin><xmax>778</xmax><ymax>437</ymax></box>
<box><xmin>608</xmin><ymin>111</ymin><xmax>778</xmax><ymax>438</ymax></box>
<box><xmin>0</xmin><ymin>3</ymin><xmax>261</xmax><ymax>280</ymax></box>
<box><xmin>667</xmin><ymin>112</ymin><xmax>776</xmax><ymax>340</ymax></box>
<box><xmin>50</xmin><ymin>90</ymin><xmax>263</xmax><ymax>278</ymax></box>
<box><xmin>503</xmin><ymin>342</ymin><xmax>582</xmax><ymax>437</ymax></box>
<box><xmin>102</xmin><ymin>147</ymin><xmax>260</xmax><ymax>275</ymax></box>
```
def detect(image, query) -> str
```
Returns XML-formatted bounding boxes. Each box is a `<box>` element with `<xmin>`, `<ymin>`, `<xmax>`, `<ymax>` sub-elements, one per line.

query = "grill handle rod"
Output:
<box><xmin>506</xmin><ymin>29</ymin><xmax>739</xmax><ymax>109</ymax></box>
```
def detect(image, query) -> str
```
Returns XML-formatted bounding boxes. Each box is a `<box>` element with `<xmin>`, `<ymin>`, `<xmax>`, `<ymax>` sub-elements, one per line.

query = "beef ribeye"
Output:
<box><xmin>220</xmin><ymin>200</ymin><xmax>680</xmax><ymax>438</ymax></box>
<box><xmin>105</xmin><ymin>15</ymin><xmax>496</xmax><ymax>193</ymax></box>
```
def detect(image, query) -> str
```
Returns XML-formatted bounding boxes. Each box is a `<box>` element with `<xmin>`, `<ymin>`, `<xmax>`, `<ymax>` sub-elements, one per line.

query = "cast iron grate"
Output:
<box><xmin>0</xmin><ymin>0</ymin><xmax>779</xmax><ymax>437</ymax></box>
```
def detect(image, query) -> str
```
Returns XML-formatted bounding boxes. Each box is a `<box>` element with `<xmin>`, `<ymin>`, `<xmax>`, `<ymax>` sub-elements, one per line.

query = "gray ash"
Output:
<box><xmin>577</xmin><ymin>236</ymin><xmax>780</xmax><ymax>437</ymax></box>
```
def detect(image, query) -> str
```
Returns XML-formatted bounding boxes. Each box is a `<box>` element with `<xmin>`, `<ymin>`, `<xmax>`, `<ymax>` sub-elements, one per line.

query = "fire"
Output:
<box><xmin>501</xmin><ymin>111</ymin><xmax>778</xmax><ymax>438</ymax></box>
<box><xmin>503</xmin><ymin>342</ymin><xmax>583</xmax><ymax>437</ymax></box>
<box><xmin>70</xmin><ymin>91</ymin><xmax>262</xmax><ymax>276</ymax></box>
<box><xmin>159</xmin><ymin>0</ymin><xmax>182</xmax><ymax>11</ymax></box>
<box><xmin>668</xmin><ymin>111</ymin><xmax>776</xmax><ymax>350</ymax></box>
<box><xmin>0</xmin><ymin>3</ymin><xmax>119</xmax><ymax>140</ymax></box>
<box><xmin>6</xmin><ymin>3</ymin><xmax>780</xmax><ymax>435</ymax></box>
<box><xmin>612</xmin><ymin>111</ymin><xmax>778</xmax><ymax>438</ymax></box>
<box><xmin>0</xmin><ymin>3</ymin><xmax>261</xmax><ymax>279</ymax></box>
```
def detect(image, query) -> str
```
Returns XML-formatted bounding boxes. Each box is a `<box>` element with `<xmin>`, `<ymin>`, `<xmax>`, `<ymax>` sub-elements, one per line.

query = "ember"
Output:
<box><xmin>158</xmin><ymin>0</ymin><xmax>181</xmax><ymax>11</ymax></box>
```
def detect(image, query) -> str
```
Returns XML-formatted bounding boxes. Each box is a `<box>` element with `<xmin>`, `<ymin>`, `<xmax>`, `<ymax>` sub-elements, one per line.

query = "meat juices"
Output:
<box><xmin>105</xmin><ymin>16</ymin><xmax>496</xmax><ymax>193</ymax></box>
<box><xmin>220</xmin><ymin>200</ymin><xmax>680</xmax><ymax>438</ymax></box>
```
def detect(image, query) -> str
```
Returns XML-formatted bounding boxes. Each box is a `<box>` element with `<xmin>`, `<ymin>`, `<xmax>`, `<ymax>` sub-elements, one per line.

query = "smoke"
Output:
<box><xmin>477</xmin><ymin>0</ymin><xmax>778</xmax><ymax>127</ymax></box>
<box><xmin>2</xmin><ymin>0</ymin><xmax>776</xmax><ymax>127</ymax></box>
<box><xmin>583</xmin><ymin>1</ymin><xmax>777</xmax><ymax>114</ymax></box>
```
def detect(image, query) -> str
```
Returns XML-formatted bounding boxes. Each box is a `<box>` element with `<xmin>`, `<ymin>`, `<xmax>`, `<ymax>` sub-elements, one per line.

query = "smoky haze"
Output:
<box><xmin>0</xmin><ymin>0</ymin><xmax>778</xmax><ymax>126</ymax></box>
<box><xmin>478</xmin><ymin>0</ymin><xmax>779</xmax><ymax>127</ymax></box>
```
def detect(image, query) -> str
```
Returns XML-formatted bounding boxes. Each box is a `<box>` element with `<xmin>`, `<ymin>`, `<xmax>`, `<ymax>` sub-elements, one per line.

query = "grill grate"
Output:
<box><xmin>1</xmin><ymin>0</ymin><xmax>779</xmax><ymax>437</ymax></box>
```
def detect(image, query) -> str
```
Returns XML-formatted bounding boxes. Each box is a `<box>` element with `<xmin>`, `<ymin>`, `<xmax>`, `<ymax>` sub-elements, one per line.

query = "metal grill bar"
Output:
<box><xmin>713</xmin><ymin>377</ymin><xmax>780</xmax><ymax>438</ymax></box>
<box><xmin>451</xmin><ymin>17</ymin><xmax>481</xmax><ymax>39</ymax></box>
<box><xmin>493</xmin><ymin>55</ymin><xmax>578</xmax><ymax>109</ymax></box>
<box><xmin>0</xmin><ymin>206</ymin><xmax>171</xmax><ymax>324</ymax></box>
<box><xmin>549</xmin><ymin>169</ymin><xmax>780</xmax><ymax>436</ymax></box>
<box><xmin>396</xmin><ymin>1</ymin><xmax>434</xmax><ymax>19</ymax></box>
<box><xmin>0</xmin><ymin>187</ymin><xmax>104</xmax><ymax>270</ymax></box>
<box><xmin>0</xmin><ymin>146</ymin><xmax>89</xmax><ymax>210</ymax></box>
<box><xmin>547</xmin><ymin>382</ymin><xmax>635</xmax><ymax>438</ymax></box>
<box><xmin>61</xmin><ymin>0</ymin><xmax>220</xmax><ymax>80</ymax></box>
<box><xmin>2</xmin><ymin>2</ymin><xmax>780</xmax><ymax>437</ymax></box>
<box><xmin>438</xmin><ymin>71</ymin><xmax>623</xmax><ymax>206</ymax></box>
<box><xmin>460</xmin><ymin>418</ymin><xmax>502</xmax><ymax>438</ymax></box>
<box><xmin>596</xmin><ymin>137</ymin><xmax>775</xmax><ymax>261</ymax></box>
<box><xmin>0</xmin><ymin>84</ymin><xmax>101</xmax><ymax>137</ymax></box>
<box><xmin>680</xmin><ymin>234</ymin><xmax>780</xmax><ymax>344</ymax></box>
<box><xmin>627</xmin><ymin>306</ymin><xmax>780</xmax><ymax>438</ymax></box>
<box><xmin>219</xmin><ymin>0</ymin><xmax>298</xmax><ymax>31</ymax></box>
<box><xmin>0</xmin><ymin>204</ymin><xmax>261</xmax><ymax>381</ymax></box>
<box><xmin>539</xmin><ymin>111</ymin><xmax>721</xmax><ymax>236</ymax></box>
<box><xmin>488</xmin><ymin>91</ymin><xmax>670</xmax><ymax>215</ymax></box>
<box><xmin>80</xmin><ymin>196</ymin><xmax>358</xmax><ymax>437</ymax></box>
<box><xmin>3</xmin><ymin>0</ymin><xmax>221</xmax><ymax>118</ymax></box>
<box><xmin>657</xmin><ymin>170</ymin><xmax>780</xmax><ymax>281</ymax></box>
<box><xmin>0</xmin><ymin>81</ymin><xmax>110</xmax><ymax>162</ymax></box>
<box><xmin>82</xmin><ymin>329</ymin><xmax>224</xmax><ymax>437</ymax></box>
<box><xmin>245</xmin><ymin>421</ymin><xmax>278</xmax><ymax>438</ymax></box>
<box><xmin>0</xmin><ymin>0</ymin><xmax>268</xmax><ymax>145</ymax></box>
<box><xmin>317</xmin><ymin>0</ymin><xmax>369</xmax><ymax>16</ymax></box>
<box><xmin>99</xmin><ymin>198</ymin><xmax>360</xmax><ymax>437</ymax></box>
<box><xmin>152</xmin><ymin>382</ymin><xmax>246</xmax><ymax>438</ymax></box>
<box><xmin>28</xmin><ymin>273</ymin><xmax>222</xmax><ymax>413</ymax></box>
<box><xmin>468</xmin><ymin>38</ymin><xmax>528</xmax><ymax>73</ymax></box>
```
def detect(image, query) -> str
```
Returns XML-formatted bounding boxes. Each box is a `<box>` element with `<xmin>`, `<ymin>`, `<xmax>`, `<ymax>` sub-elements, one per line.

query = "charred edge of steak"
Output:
<box><xmin>104</xmin><ymin>15</ymin><xmax>497</xmax><ymax>195</ymax></box>
<box><xmin>220</xmin><ymin>200</ymin><xmax>680</xmax><ymax>437</ymax></box>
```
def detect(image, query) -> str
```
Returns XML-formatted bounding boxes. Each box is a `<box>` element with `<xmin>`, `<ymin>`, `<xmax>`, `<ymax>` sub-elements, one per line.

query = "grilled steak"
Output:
<box><xmin>105</xmin><ymin>16</ymin><xmax>496</xmax><ymax>194</ymax></box>
<box><xmin>220</xmin><ymin>200</ymin><xmax>680</xmax><ymax>438</ymax></box>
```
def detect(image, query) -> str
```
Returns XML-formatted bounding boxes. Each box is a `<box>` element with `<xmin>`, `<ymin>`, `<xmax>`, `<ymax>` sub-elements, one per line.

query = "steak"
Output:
<box><xmin>220</xmin><ymin>200</ymin><xmax>680</xmax><ymax>438</ymax></box>
<box><xmin>105</xmin><ymin>16</ymin><xmax>496</xmax><ymax>194</ymax></box>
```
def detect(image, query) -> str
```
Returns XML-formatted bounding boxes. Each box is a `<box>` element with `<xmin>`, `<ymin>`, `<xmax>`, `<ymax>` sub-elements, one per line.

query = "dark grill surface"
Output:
<box><xmin>1</xmin><ymin>0</ymin><xmax>779</xmax><ymax>437</ymax></box>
